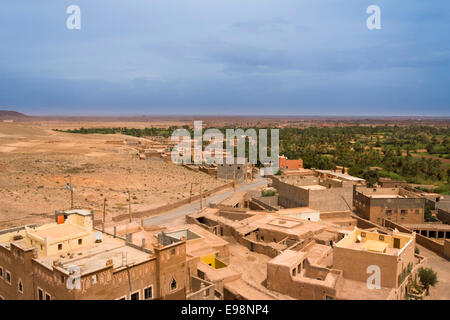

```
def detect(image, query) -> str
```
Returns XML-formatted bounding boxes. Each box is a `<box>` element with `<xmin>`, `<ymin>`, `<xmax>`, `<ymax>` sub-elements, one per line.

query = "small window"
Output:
<box><xmin>144</xmin><ymin>286</ymin><xmax>153</xmax><ymax>300</ymax></box>
<box><xmin>5</xmin><ymin>271</ymin><xmax>11</xmax><ymax>284</ymax></box>
<box><xmin>130</xmin><ymin>291</ymin><xmax>140</xmax><ymax>300</ymax></box>
<box><xmin>386</xmin><ymin>210</ymin><xmax>392</xmax><ymax>216</ymax></box>
<box><xmin>38</xmin><ymin>288</ymin><xmax>44</xmax><ymax>300</ymax></box>
<box><xmin>170</xmin><ymin>248</ymin><xmax>175</xmax><ymax>255</ymax></box>
<box><xmin>379</xmin><ymin>235</ymin><xmax>384</xmax><ymax>241</ymax></box>
<box><xmin>415</xmin><ymin>209</ymin><xmax>419</xmax><ymax>214</ymax></box>
<box><xmin>401</xmin><ymin>210</ymin><xmax>407</xmax><ymax>215</ymax></box>
<box><xmin>170</xmin><ymin>278</ymin><xmax>177</xmax><ymax>291</ymax></box>
<box><xmin>78</xmin><ymin>239</ymin><xmax>83</xmax><ymax>245</ymax></box>
<box><xmin>18</xmin><ymin>279</ymin><xmax>23</xmax><ymax>294</ymax></box>
<box><xmin>361</xmin><ymin>232</ymin><xmax>366</xmax><ymax>237</ymax></box>
<box><xmin>58</xmin><ymin>244</ymin><xmax>62</xmax><ymax>250</ymax></box>
<box><xmin>0</xmin><ymin>266</ymin><xmax>3</xmax><ymax>279</ymax></box>
<box><xmin>45</xmin><ymin>293</ymin><xmax>51</xmax><ymax>300</ymax></box>
<box><xmin>60</xmin><ymin>275</ymin><xmax>65</xmax><ymax>284</ymax></box>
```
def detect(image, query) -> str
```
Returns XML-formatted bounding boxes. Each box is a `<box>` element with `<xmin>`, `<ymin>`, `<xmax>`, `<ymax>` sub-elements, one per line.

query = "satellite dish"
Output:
<box><xmin>95</xmin><ymin>231</ymin><xmax>103</xmax><ymax>243</ymax></box>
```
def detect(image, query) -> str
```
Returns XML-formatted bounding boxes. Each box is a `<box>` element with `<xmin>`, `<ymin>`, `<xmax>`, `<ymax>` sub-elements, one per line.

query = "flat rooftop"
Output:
<box><xmin>268</xmin><ymin>250</ymin><xmax>305</xmax><ymax>267</ymax></box>
<box><xmin>316</xmin><ymin>170</ymin><xmax>365</xmax><ymax>182</ymax></box>
<box><xmin>28</xmin><ymin>223</ymin><xmax>87</xmax><ymax>240</ymax></box>
<box><xmin>278</xmin><ymin>207</ymin><xmax>319</xmax><ymax>215</ymax></box>
<box><xmin>404</xmin><ymin>223</ymin><xmax>450</xmax><ymax>231</ymax></box>
<box><xmin>36</xmin><ymin>233</ymin><xmax>150</xmax><ymax>275</ymax></box>
<box><xmin>299</xmin><ymin>185</ymin><xmax>327</xmax><ymax>191</ymax></box>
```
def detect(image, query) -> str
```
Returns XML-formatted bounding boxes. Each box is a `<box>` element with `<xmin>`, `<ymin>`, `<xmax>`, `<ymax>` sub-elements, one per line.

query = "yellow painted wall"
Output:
<box><xmin>356</xmin><ymin>229</ymin><xmax>411</xmax><ymax>249</ymax></box>
<box><xmin>200</xmin><ymin>254</ymin><xmax>227</xmax><ymax>269</ymax></box>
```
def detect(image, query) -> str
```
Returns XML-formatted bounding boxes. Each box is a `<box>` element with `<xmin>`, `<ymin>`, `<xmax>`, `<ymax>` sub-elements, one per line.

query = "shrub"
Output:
<box><xmin>418</xmin><ymin>267</ymin><xmax>438</xmax><ymax>294</ymax></box>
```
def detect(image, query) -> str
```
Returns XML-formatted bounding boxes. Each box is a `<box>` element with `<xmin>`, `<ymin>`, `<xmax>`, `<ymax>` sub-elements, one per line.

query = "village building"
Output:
<box><xmin>278</xmin><ymin>156</ymin><xmax>303</xmax><ymax>170</ymax></box>
<box><xmin>0</xmin><ymin>209</ymin><xmax>213</xmax><ymax>300</ymax></box>
<box><xmin>378</xmin><ymin>177</ymin><xmax>408</xmax><ymax>188</ymax></box>
<box><xmin>216</xmin><ymin>158</ymin><xmax>248</xmax><ymax>183</ymax></box>
<box><xmin>353</xmin><ymin>186</ymin><xmax>426</xmax><ymax>225</ymax></box>
<box><xmin>270</xmin><ymin>174</ymin><xmax>360</xmax><ymax>212</ymax></box>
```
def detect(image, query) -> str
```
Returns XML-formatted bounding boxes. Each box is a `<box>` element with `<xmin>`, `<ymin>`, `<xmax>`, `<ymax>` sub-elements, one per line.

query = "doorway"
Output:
<box><xmin>393</xmin><ymin>238</ymin><xmax>400</xmax><ymax>249</ymax></box>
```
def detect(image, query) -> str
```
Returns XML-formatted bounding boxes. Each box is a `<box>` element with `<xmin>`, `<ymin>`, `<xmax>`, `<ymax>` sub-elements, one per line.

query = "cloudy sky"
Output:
<box><xmin>0</xmin><ymin>1</ymin><xmax>449</xmax><ymax>116</ymax></box>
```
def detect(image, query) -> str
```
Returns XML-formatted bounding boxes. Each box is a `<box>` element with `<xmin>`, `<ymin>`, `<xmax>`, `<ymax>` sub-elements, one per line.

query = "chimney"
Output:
<box><xmin>142</xmin><ymin>238</ymin><xmax>146</xmax><ymax>248</ymax></box>
<box><xmin>113</xmin><ymin>226</ymin><xmax>117</xmax><ymax>238</ymax></box>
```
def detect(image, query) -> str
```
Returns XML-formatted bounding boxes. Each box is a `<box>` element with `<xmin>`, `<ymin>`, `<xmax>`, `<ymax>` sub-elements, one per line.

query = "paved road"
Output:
<box><xmin>143</xmin><ymin>177</ymin><xmax>269</xmax><ymax>226</ymax></box>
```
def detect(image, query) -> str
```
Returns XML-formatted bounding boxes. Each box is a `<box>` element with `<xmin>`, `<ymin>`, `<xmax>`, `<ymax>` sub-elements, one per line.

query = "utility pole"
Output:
<box><xmin>200</xmin><ymin>182</ymin><xmax>203</xmax><ymax>209</ymax></box>
<box><xmin>233</xmin><ymin>168</ymin><xmax>237</xmax><ymax>191</ymax></box>
<box><xmin>189</xmin><ymin>183</ymin><xmax>193</xmax><ymax>203</ymax></box>
<box><xmin>102</xmin><ymin>197</ymin><xmax>107</xmax><ymax>231</ymax></box>
<box><xmin>65</xmin><ymin>175</ymin><xmax>74</xmax><ymax>209</ymax></box>
<box><xmin>127</xmin><ymin>190</ymin><xmax>132</xmax><ymax>223</ymax></box>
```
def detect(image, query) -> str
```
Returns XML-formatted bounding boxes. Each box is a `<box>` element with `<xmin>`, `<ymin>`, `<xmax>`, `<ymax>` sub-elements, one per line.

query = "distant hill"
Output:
<box><xmin>0</xmin><ymin>110</ymin><xmax>29</xmax><ymax>120</ymax></box>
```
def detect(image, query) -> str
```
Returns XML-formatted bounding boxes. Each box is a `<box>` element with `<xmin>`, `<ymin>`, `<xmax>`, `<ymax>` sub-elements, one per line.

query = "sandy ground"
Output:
<box><xmin>0</xmin><ymin>122</ymin><xmax>226</xmax><ymax>229</ymax></box>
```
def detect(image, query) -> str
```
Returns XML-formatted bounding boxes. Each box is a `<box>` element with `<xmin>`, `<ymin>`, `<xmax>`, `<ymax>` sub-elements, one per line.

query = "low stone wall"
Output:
<box><xmin>437</xmin><ymin>208</ymin><xmax>450</xmax><ymax>224</ymax></box>
<box><xmin>351</xmin><ymin>214</ymin><xmax>382</xmax><ymax>229</ymax></box>
<box><xmin>110</xmin><ymin>182</ymin><xmax>234</xmax><ymax>223</ymax></box>
<box><xmin>250</xmin><ymin>198</ymin><xmax>277</xmax><ymax>211</ymax></box>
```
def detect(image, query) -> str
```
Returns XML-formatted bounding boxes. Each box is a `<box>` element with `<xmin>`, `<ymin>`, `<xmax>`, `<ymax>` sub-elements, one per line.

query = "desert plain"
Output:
<box><xmin>0</xmin><ymin>121</ymin><xmax>226</xmax><ymax>229</ymax></box>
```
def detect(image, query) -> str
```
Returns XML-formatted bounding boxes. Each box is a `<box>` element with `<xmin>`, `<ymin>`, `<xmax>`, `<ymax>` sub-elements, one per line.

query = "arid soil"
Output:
<box><xmin>0</xmin><ymin>122</ymin><xmax>226</xmax><ymax>229</ymax></box>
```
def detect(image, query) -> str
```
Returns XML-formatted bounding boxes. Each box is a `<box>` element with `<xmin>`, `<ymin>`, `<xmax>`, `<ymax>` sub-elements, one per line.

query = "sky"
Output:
<box><xmin>0</xmin><ymin>0</ymin><xmax>449</xmax><ymax>116</ymax></box>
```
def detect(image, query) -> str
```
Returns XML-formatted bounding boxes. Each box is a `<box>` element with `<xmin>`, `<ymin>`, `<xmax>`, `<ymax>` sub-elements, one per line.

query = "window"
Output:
<box><xmin>60</xmin><ymin>275</ymin><xmax>65</xmax><ymax>284</ymax></box>
<box><xmin>361</xmin><ymin>232</ymin><xmax>366</xmax><ymax>237</ymax></box>
<box><xmin>78</xmin><ymin>239</ymin><xmax>83</xmax><ymax>245</ymax></box>
<box><xmin>144</xmin><ymin>286</ymin><xmax>153</xmax><ymax>300</ymax></box>
<box><xmin>0</xmin><ymin>266</ymin><xmax>3</xmax><ymax>279</ymax></box>
<box><xmin>379</xmin><ymin>235</ymin><xmax>384</xmax><ymax>241</ymax></box>
<box><xmin>45</xmin><ymin>293</ymin><xmax>51</xmax><ymax>300</ymax></box>
<box><xmin>401</xmin><ymin>210</ymin><xmax>407</xmax><ymax>215</ymax></box>
<box><xmin>170</xmin><ymin>278</ymin><xmax>177</xmax><ymax>291</ymax></box>
<box><xmin>386</xmin><ymin>210</ymin><xmax>392</xmax><ymax>216</ymax></box>
<box><xmin>58</xmin><ymin>244</ymin><xmax>62</xmax><ymax>251</ymax></box>
<box><xmin>415</xmin><ymin>209</ymin><xmax>419</xmax><ymax>214</ymax></box>
<box><xmin>130</xmin><ymin>291</ymin><xmax>140</xmax><ymax>300</ymax></box>
<box><xmin>5</xmin><ymin>270</ymin><xmax>11</xmax><ymax>284</ymax></box>
<box><xmin>18</xmin><ymin>279</ymin><xmax>23</xmax><ymax>294</ymax></box>
<box><xmin>38</xmin><ymin>288</ymin><xmax>44</xmax><ymax>300</ymax></box>
<box><xmin>170</xmin><ymin>248</ymin><xmax>175</xmax><ymax>255</ymax></box>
